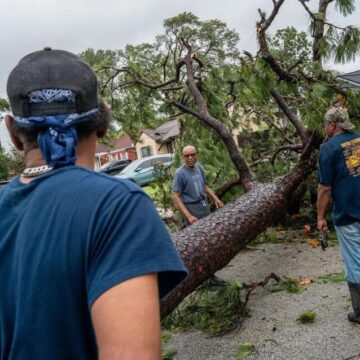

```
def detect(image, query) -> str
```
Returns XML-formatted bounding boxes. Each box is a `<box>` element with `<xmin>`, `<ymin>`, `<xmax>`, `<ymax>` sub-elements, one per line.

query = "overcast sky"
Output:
<box><xmin>0</xmin><ymin>0</ymin><xmax>359</xmax><ymax>149</ymax></box>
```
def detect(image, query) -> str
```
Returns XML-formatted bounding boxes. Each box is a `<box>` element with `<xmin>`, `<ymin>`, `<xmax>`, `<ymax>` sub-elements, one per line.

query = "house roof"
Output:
<box><xmin>338</xmin><ymin>70</ymin><xmax>360</xmax><ymax>89</ymax></box>
<box><xmin>142</xmin><ymin>119</ymin><xmax>179</xmax><ymax>143</ymax></box>
<box><xmin>95</xmin><ymin>134</ymin><xmax>134</xmax><ymax>154</ymax></box>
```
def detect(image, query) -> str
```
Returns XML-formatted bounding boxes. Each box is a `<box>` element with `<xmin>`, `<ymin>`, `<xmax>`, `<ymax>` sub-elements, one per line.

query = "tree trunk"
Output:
<box><xmin>160</xmin><ymin>159</ymin><xmax>313</xmax><ymax>318</ymax></box>
<box><xmin>312</xmin><ymin>0</ymin><xmax>330</xmax><ymax>64</ymax></box>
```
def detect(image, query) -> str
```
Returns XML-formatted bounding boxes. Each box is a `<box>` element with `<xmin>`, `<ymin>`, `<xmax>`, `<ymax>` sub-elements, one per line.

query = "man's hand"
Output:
<box><xmin>214</xmin><ymin>197</ymin><xmax>224</xmax><ymax>209</ymax></box>
<box><xmin>317</xmin><ymin>218</ymin><xmax>328</xmax><ymax>232</ymax></box>
<box><xmin>188</xmin><ymin>215</ymin><xmax>199</xmax><ymax>224</ymax></box>
<box><xmin>205</xmin><ymin>185</ymin><xmax>224</xmax><ymax>209</ymax></box>
<box><xmin>317</xmin><ymin>184</ymin><xmax>331</xmax><ymax>233</ymax></box>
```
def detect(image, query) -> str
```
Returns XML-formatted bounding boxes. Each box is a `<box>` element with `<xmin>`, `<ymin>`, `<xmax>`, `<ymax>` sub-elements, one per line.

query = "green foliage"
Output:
<box><xmin>162</xmin><ymin>349</ymin><xmax>177</xmax><ymax>360</ymax></box>
<box><xmin>150</xmin><ymin>162</ymin><xmax>174</xmax><ymax>210</ymax></box>
<box><xmin>263</xmin><ymin>231</ymin><xmax>281</xmax><ymax>244</ymax></box>
<box><xmin>297</xmin><ymin>311</ymin><xmax>316</xmax><ymax>324</ymax></box>
<box><xmin>0</xmin><ymin>153</ymin><xmax>10</xmax><ymax>180</ymax></box>
<box><xmin>235</xmin><ymin>343</ymin><xmax>255</xmax><ymax>359</ymax></box>
<box><xmin>162</xmin><ymin>279</ymin><xmax>247</xmax><ymax>335</ymax></box>
<box><xmin>269</xmin><ymin>27</ymin><xmax>311</xmax><ymax>68</ymax></box>
<box><xmin>0</xmin><ymin>97</ymin><xmax>10</xmax><ymax>112</ymax></box>
<box><xmin>145</xmin><ymin>162</ymin><xmax>185</xmax><ymax>232</ymax></box>
<box><xmin>318</xmin><ymin>272</ymin><xmax>346</xmax><ymax>283</ymax></box>
<box><xmin>347</xmin><ymin>89</ymin><xmax>360</xmax><ymax>127</ymax></box>
<box><xmin>81</xmin><ymin>5</ymin><xmax>359</xmax><ymax>203</ymax></box>
<box><xmin>271</xmin><ymin>278</ymin><xmax>302</xmax><ymax>294</ymax></box>
<box><xmin>82</xmin><ymin>12</ymin><xmax>241</xmax><ymax>144</ymax></box>
<box><xmin>161</xmin><ymin>330</ymin><xmax>172</xmax><ymax>345</ymax></box>
<box><xmin>162</xmin><ymin>12</ymin><xmax>240</xmax><ymax>65</ymax></box>
<box><xmin>310</xmin><ymin>0</ymin><xmax>360</xmax><ymax>64</ymax></box>
<box><xmin>161</xmin><ymin>331</ymin><xmax>177</xmax><ymax>360</ymax></box>
<box><xmin>334</xmin><ymin>26</ymin><xmax>360</xmax><ymax>63</ymax></box>
<box><xmin>254</xmin><ymin>229</ymin><xmax>282</xmax><ymax>244</ymax></box>
<box><xmin>335</xmin><ymin>0</ymin><xmax>355</xmax><ymax>16</ymax></box>
<box><xmin>0</xmin><ymin>148</ymin><xmax>25</xmax><ymax>180</ymax></box>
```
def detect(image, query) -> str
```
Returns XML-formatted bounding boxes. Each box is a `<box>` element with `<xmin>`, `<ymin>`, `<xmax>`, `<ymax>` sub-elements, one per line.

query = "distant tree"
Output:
<box><xmin>0</xmin><ymin>98</ymin><xmax>25</xmax><ymax>180</ymax></box>
<box><xmin>0</xmin><ymin>97</ymin><xmax>9</xmax><ymax>113</ymax></box>
<box><xmin>0</xmin><ymin>149</ymin><xmax>25</xmax><ymax>181</ymax></box>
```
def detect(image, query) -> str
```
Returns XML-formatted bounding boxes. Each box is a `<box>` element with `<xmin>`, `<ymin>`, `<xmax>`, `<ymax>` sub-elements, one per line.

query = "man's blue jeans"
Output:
<box><xmin>335</xmin><ymin>222</ymin><xmax>360</xmax><ymax>284</ymax></box>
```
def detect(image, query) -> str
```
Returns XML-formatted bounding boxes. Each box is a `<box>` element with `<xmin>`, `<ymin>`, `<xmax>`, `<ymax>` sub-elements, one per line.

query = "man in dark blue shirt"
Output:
<box><xmin>317</xmin><ymin>107</ymin><xmax>360</xmax><ymax>324</ymax></box>
<box><xmin>0</xmin><ymin>48</ymin><xmax>187</xmax><ymax>359</ymax></box>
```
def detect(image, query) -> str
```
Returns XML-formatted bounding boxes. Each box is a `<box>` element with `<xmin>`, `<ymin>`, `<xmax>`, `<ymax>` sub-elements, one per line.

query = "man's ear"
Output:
<box><xmin>5</xmin><ymin>115</ymin><xmax>24</xmax><ymax>151</ymax></box>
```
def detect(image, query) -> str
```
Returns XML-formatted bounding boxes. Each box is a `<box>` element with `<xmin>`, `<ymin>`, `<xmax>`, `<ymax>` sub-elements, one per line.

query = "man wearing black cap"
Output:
<box><xmin>317</xmin><ymin>107</ymin><xmax>360</xmax><ymax>324</ymax></box>
<box><xmin>0</xmin><ymin>48</ymin><xmax>187</xmax><ymax>359</ymax></box>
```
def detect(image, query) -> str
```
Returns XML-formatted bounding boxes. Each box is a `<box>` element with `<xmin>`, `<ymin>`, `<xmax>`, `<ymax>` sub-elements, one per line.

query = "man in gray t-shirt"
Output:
<box><xmin>173</xmin><ymin>145</ymin><xmax>223</xmax><ymax>226</ymax></box>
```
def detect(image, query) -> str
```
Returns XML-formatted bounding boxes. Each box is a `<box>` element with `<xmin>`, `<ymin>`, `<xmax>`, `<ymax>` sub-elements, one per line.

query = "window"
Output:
<box><xmin>158</xmin><ymin>156</ymin><xmax>172</xmax><ymax>164</ymax></box>
<box><xmin>141</xmin><ymin>146</ymin><xmax>153</xmax><ymax>158</ymax></box>
<box><xmin>137</xmin><ymin>159</ymin><xmax>153</xmax><ymax>171</ymax></box>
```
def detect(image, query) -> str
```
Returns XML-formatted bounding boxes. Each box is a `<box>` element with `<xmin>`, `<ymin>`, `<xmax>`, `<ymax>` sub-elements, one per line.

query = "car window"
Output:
<box><xmin>99</xmin><ymin>160</ymin><xmax>129</xmax><ymax>171</ymax></box>
<box><xmin>120</xmin><ymin>159</ymin><xmax>143</xmax><ymax>174</ymax></box>
<box><xmin>152</xmin><ymin>156</ymin><xmax>171</xmax><ymax>166</ymax></box>
<box><xmin>137</xmin><ymin>159</ymin><xmax>153</xmax><ymax>170</ymax></box>
<box><xmin>159</xmin><ymin>156</ymin><xmax>172</xmax><ymax>164</ymax></box>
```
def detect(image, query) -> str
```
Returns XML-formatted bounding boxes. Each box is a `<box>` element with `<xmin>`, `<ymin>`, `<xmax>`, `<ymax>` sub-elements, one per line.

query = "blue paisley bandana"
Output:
<box><xmin>14</xmin><ymin>89</ymin><xmax>98</xmax><ymax>167</ymax></box>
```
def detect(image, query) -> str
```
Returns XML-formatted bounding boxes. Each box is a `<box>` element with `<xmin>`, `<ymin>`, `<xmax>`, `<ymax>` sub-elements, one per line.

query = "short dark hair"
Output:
<box><xmin>13</xmin><ymin>100</ymin><xmax>111</xmax><ymax>151</ymax></box>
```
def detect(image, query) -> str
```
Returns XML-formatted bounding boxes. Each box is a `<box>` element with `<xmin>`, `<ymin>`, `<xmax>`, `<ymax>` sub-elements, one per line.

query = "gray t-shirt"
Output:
<box><xmin>173</xmin><ymin>163</ymin><xmax>206</xmax><ymax>204</ymax></box>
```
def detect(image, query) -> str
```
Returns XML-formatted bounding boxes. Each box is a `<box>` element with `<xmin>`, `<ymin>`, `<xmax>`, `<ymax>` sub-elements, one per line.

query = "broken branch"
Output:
<box><xmin>270</xmin><ymin>89</ymin><xmax>308</xmax><ymax>143</ymax></box>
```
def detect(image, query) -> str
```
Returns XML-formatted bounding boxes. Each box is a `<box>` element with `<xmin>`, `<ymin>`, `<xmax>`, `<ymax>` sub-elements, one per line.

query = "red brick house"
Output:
<box><xmin>95</xmin><ymin>135</ymin><xmax>136</xmax><ymax>169</ymax></box>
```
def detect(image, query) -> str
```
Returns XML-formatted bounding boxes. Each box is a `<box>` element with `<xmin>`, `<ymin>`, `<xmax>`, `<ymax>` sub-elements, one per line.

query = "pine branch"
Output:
<box><xmin>271</xmin><ymin>143</ymin><xmax>303</xmax><ymax>164</ymax></box>
<box><xmin>270</xmin><ymin>89</ymin><xmax>308</xmax><ymax>143</ymax></box>
<box><xmin>177</xmin><ymin>40</ymin><xmax>256</xmax><ymax>191</ymax></box>
<box><xmin>215</xmin><ymin>177</ymin><xmax>242</xmax><ymax>199</ymax></box>
<box><xmin>250</xmin><ymin>108</ymin><xmax>295</xmax><ymax>144</ymax></box>
<box><xmin>256</xmin><ymin>0</ymin><xmax>300</xmax><ymax>83</ymax></box>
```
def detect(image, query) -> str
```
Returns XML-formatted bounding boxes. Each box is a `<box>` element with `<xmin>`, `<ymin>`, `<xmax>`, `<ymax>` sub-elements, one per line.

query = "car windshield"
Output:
<box><xmin>99</xmin><ymin>161</ymin><xmax>116</xmax><ymax>170</ymax></box>
<box><xmin>120</xmin><ymin>159</ymin><xmax>144</xmax><ymax>174</ymax></box>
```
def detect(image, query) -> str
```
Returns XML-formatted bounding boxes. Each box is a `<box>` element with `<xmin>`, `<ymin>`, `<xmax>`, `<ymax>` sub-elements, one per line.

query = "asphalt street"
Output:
<box><xmin>165</xmin><ymin>240</ymin><xmax>360</xmax><ymax>360</ymax></box>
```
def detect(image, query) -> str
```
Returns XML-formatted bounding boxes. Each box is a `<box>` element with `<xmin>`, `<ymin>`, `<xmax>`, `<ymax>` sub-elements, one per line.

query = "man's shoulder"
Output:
<box><xmin>322</xmin><ymin>132</ymin><xmax>360</xmax><ymax>149</ymax></box>
<box><xmin>52</xmin><ymin>166</ymin><xmax>144</xmax><ymax>197</ymax></box>
<box><xmin>195</xmin><ymin>163</ymin><xmax>205</xmax><ymax>176</ymax></box>
<box><xmin>174</xmin><ymin>165</ymin><xmax>186</xmax><ymax>176</ymax></box>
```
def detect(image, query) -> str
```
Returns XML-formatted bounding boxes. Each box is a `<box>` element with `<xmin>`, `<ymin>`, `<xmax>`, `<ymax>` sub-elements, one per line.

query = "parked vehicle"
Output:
<box><xmin>0</xmin><ymin>181</ymin><xmax>9</xmax><ymax>188</ymax></box>
<box><xmin>97</xmin><ymin>159</ymin><xmax>132</xmax><ymax>175</ymax></box>
<box><xmin>114</xmin><ymin>154</ymin><xmax>173</xmax><ymax>186</ymax></box>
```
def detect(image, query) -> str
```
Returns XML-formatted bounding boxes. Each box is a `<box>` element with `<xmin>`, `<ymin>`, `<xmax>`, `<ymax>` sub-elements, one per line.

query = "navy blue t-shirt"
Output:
<box><xmin>0</xmin><ymin>166</ymin><xmax>187</xmax><ymax>359</ymax></box>
<box><xmin>318</xmin><ymin>132</ymin><xmax>360</xmax><ymax>226</ymax></box>
<box><xmin>172</xmin><ymin>163</ymin><xmax>206</xmax><ymax>204</ymax></box>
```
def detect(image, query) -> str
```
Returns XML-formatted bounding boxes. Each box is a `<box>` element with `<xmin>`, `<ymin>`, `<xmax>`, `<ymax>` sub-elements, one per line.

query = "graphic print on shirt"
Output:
<box><xmin>192</xmin><ymin>174</ymin><xmax>203</xmax><ymax>198</ymax></box>
<box><xmin>341</xmin><ymin>137</ymin><xmax>360</xmax><ymax>177</ymax></box>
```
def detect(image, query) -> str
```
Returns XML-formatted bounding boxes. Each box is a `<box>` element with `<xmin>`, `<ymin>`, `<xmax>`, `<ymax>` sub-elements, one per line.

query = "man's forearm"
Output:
<box><xmin>173</xmin><ymin>193</ymin><xmax>192</xmax><ymax>220</ymax></box>
<box><xmin>317</xmin><ymin>184</ymin><xmax>331</xmax><ymax>220</ymax></box>
<box><xmin>204</xmin><ymin>185</ymin><xmax>219</xmax><ymax>202</ymax></box>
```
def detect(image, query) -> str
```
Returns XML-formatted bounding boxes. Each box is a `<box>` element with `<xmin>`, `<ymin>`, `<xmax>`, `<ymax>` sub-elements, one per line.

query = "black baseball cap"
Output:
<box><xmin>7</xmin><ymin>47</ymin><xmax>99</xmax><ymax>117</ymax></box>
